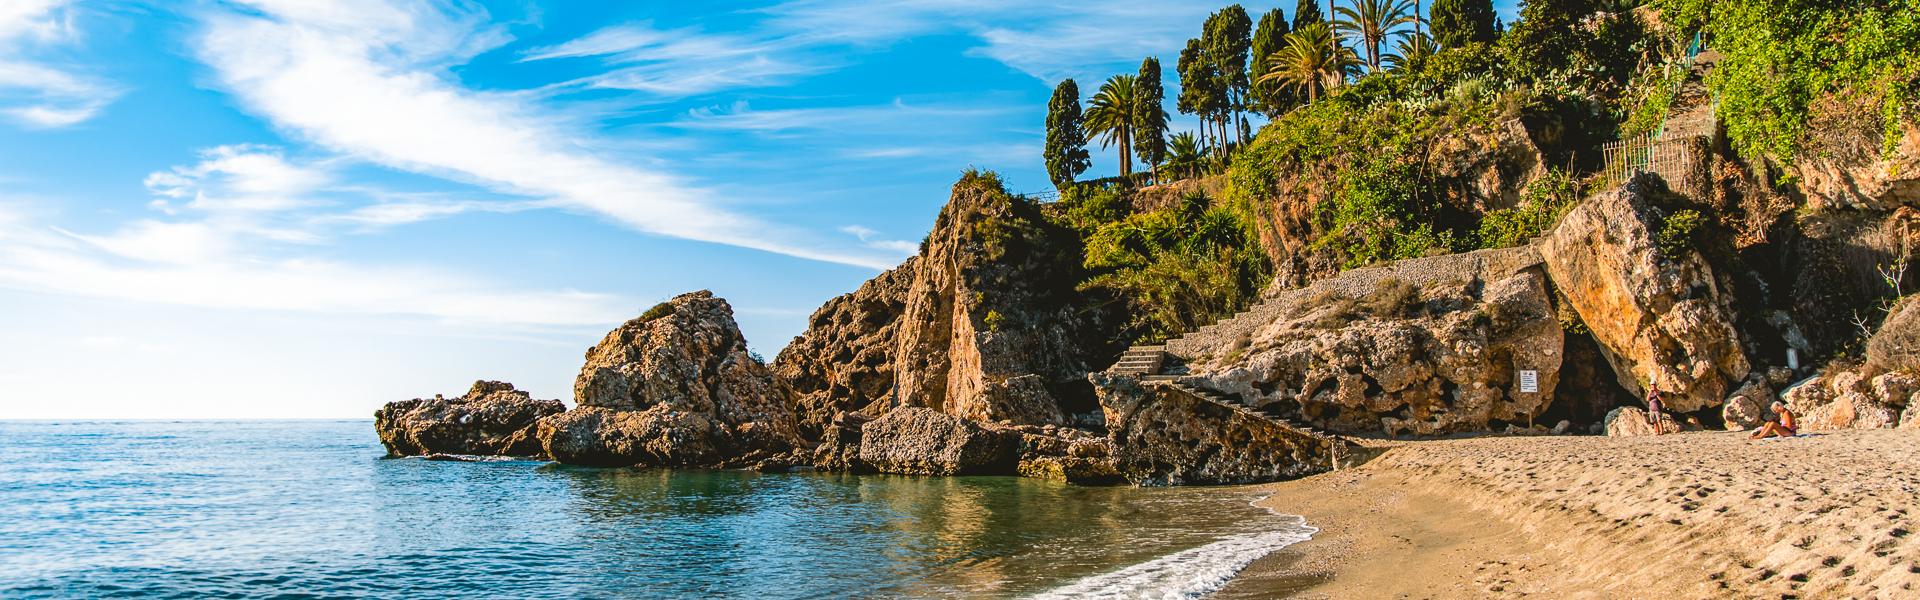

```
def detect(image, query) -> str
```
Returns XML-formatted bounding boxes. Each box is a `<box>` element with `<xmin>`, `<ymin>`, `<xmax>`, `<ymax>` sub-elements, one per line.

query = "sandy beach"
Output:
<box><xmin>1217</xmin><ymin>429</ymin><xmax>1920</xmax><ymax>599</ymax></box>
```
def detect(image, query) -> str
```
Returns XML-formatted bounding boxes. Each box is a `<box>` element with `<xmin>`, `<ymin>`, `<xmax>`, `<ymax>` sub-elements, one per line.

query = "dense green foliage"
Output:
<box><xmin>1428</xmin><ymin>0</ymin><xmax>1495</xmax><ymax>50</ymax></box>
<box><xmin>1043</xmin><ymin>79</ymin><xmax>1092</xmax><ymax>188</ymax></box>
<box><xmin>1249</xmin><ymin>8</ymin><xmax>1294</xmax><ymax>116</ymax></box>
<box><xmin>1652</xmin><ymin>0</ymin><xmax>1920</xmax><ymax>161</ymax></box>
<box><xmin>1059</xmin><ymin>188</ymin><xmax>1271</xmax><ymax>344</ymax></box>
<box><xmin>1134</xmin><ymin>58</ymin><xmax>1169</xmax><ymax>174</ymax></box>
<box><xmin>1475</xmin><ymin>171</ymin><xmax>1582</xmax><ymax>249</ymax></box>
<box><xmin>1258</xmin><ymin>23</ymin><xmax>1361</xmax><ymax>104</ymax></box>
<box><xmin>1335</xmin><ymin>0</ymin><xmax>1416</xmax><ymax>73</ymax></box>
<box><xmin>1292</xmin><ymin>0</ymin><xmax>1325</xmax><ymax>30</ymax></box>
<box><xmin>1655</xmin><ymin>208</ymin><xmax>1703</xmax><ymax>257</ymax></box>
<box><xmin>1500</xmin><ymin>0</ymin><xmax>1650</xmax><ymax>100</ymax></box>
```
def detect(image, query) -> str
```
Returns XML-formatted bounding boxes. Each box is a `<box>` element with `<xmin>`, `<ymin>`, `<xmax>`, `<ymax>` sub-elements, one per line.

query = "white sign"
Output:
<box><xmin>1518</xmin><ymin>370</ymin><xmax>1539</xmax><ymax>393</ymax></box>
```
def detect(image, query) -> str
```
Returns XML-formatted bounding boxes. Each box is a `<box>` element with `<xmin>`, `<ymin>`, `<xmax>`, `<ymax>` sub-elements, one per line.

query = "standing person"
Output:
<box><xmin>1645</xmin><ymin>378</ymin><xmax>1665</xmax><ymax>428</ymax></box>
<box><xmin>1751</xmin><ymin>402</ymin><xmax>1799</xmax><ymax>439</ymax></box>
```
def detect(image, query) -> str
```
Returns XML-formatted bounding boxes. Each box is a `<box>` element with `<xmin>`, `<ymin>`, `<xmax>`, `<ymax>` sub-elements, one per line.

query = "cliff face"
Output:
<box><xmin>537</xmin><ymin>290</ymin><xmax>803</xmax><ymax>468</ymax></box>
<box><xmin>774</xmin><ymin>175</ymin><xmax>1114</xmax><ymax>473</ymax></box>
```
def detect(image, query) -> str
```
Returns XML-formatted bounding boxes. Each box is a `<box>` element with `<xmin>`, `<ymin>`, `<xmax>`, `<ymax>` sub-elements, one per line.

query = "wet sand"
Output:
<box><xmin>1218</xmin><ymin>429</ymin><xmax>1920</xmax><ymax>599</ymax></box>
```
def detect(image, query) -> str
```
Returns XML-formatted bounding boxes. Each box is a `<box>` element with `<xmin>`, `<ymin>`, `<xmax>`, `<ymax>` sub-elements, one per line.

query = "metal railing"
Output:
<box><xmin>1601</xmin><ymin>132</ymin><xmax>1697</xmax><ymax>189</ymax></box>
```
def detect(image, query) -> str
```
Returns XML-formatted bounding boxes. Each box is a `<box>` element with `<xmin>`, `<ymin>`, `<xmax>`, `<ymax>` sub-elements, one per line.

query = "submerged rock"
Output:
<box><xmin>1540</xmin><ymin>178</ymin><xmax>1750</xmax><ymax>413</ymax></box>
<box><xmin>857</xmin><ymin>407</ymin><xmax>1021</xmax><ymax>476</ymax></box>
<box><xmin>373</xmin><ymin>381</ymin><xmax>563</xmax><ymax>457</ymax></box>
<box><xmin>537</xmin><ymin>290</ymin><xmax>802</xmax><ymax>468</ymax></box>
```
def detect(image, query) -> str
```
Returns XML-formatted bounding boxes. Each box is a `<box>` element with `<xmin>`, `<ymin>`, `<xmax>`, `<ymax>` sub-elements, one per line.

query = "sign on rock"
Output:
<box><xmin>1518</xmin><ymin>370</ymin><xmax>1539</xmax><ymax>393</ymax></box>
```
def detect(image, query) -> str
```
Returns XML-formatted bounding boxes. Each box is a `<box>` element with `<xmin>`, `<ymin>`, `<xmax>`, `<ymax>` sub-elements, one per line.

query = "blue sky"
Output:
<box><xmin>0</xmin><ymin>0</ymin><xmax>1520</xmax><ymax>418</ymax></box>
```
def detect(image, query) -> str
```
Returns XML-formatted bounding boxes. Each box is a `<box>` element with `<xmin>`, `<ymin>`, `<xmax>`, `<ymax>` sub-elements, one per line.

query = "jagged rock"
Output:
<box><xmin>1187</xmin><ymin>256</ymin><xmax>1564</xmax><ymax>437</ymax></box>
<box><xmin>1793</xmin><ymin>120</ymin><xmax>1920</xmax><ymax>211</ymax></box>
<box><xmin>1903</xmin><ymin>407</ymin><xmax>1920</xmax><ymax>430</ymax></box>
<box><xmin>1017</xmin><ymin>456</ymin><xmax>1124</xmax><ymax>485</ymax></box>
<box><xmin>1092</xmin><ymin>374</ymin><xmax>1345</xmax><ymax>485</ymax></box>
<box><xmin>539</xmin><ymin>290</ymin><xmax>801</xmax><ymax>467</ymax></box>
<box><xmin>775</xmin><ymin>177</ymin><xmax>1115</xmax><ymax>473</ymax></box>
<box><xmin>857</xmin><ymin>407</ymin><xmax>1021</xmax><ymax>476</ymax></box>
<box><xmin>1540</xmin><ymin>178</ymin><xmax>1750</xmax><ymax>412</ymax></box>
<box><xmin>1604</xmin><ymin>407</ymin><xmax>1682</xmax><ymax>437</ymax></box>
<box><xmin>1722</xmin><ymin>380</ymin><xmax>1774</xmax><ymax>430</ymax></box>
<box><xmin>373</xmin><ymin>381</ymin><xmax>563</xmax><ymax>457</ymax></box>
<box><xmin>1784</xmin><ymin>374</ymin><xmax>1903</xmax><ymax>431</ymax></box>
<box><xmin>1868</xmin><ymin>295</ymin><xmax>1920</xmax><ymax>373</ymax></box>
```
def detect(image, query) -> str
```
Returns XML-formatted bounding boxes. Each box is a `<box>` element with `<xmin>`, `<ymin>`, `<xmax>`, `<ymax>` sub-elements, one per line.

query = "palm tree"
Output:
<box><xmin>1167</xmin><ymin>132</ymin><xmax>1204</xmax><ymax>179</ymax></box>
<box><xmin>1259</xmin><ymin>23</ymin><xmax>1362</xmax><ymax>104</ymax></box>
<box><xmin>1335</xmin><ymin>0</ymin><xmax>1417</xmax><ymax>73</ymax></box>
<box><xmin>1384</xmin><ymin>31</ymin><xmax>1436</xmax><ymax>71</ymax></box>
<box><xmin>1086</xmin><ymin>74</ymin><xmax>1139</xmax><ymax>177</ymax></box>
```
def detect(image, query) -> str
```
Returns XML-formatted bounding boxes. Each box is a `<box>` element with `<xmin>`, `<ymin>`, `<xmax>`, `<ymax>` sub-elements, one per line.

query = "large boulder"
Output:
<box><xmin>1604</xmin><ymin>406</ymin><xmax>1682</xmax><ymax>437</ymax></box>
<box><xmin>1539</xmin><ymin>178</ymin><xmax>1750</xmax><ymax>412</ymax></box>
<box><xmin>538</xmin><ymin>290</ymin><xmax>802</xmax><ymax>467</ymax></box>
<box><xmin>1867</xmin><ymin>294</ymin><xmax>1920</xmax><ymax>373</ymax></box>
<box><xmin>1092</xmin><ymin>374</ymin><xmax>1345</xmax><ymax>485</ymax></box>
<box><xmin>373</xmin><ymin>381</ymin><xmax>563</xmax><ymax>457</ymax></box>
<box><xmin>1180</xmin><ymin>249</ymin><xmax>1565</xmax><ymax>437</ymax></box>
<box><xmin>1721</xmin><ymin>380</ymin><xmax>1773</xmax><ymax>431</ymax></box>
<box><xmin>856</xmin><ymin>407</ymin><xmax>1021</xmax><ymax>476</ymax></box>
<box><xmin>1783</xmin><ymin>371</ymin><xmax>1907</xmax><ymax>431</ymax></box>
<box><xmin>1792</xmin><ymin>118</ymin><xmax>1920</xmax><ymax>212</ymax></box>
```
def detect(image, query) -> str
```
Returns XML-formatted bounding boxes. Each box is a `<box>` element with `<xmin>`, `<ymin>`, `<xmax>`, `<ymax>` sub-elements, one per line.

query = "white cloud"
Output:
<box><xmin>674</xmin><ymin>98</ymin><xmax>1020</xmax><ymax>134</ymax></box>
<box><xmin>522</xmin><ymin>22</ymin><xmax>823</xmax><ymax>97</ymax></box>
<box><xmin>144</xmin><ymin>144</ymin><xmax>330</xmax><ymax>213</ymax></box>
<box><xmin>0</xmin><ymin>0</ymin><xmax>119</xmax><ymax>128</ymax></box>
<box><xmin>840</xmin><ymin>224</ymin><xmax>918</xmax><ymax>255</ymax></box>
<box><xmin>0</xmin><ymin>201</ymin><xmax>626</xmax><ymax>327</ymax></box>
<box><xmin>194</xmin><ymin>1</ymin><xmax>895</xmax><ymax>270</ymax></box>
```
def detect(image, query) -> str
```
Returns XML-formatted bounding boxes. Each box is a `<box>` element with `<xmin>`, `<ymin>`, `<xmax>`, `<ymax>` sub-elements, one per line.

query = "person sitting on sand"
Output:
<box><xmin>1751</xmin><ymin>401</ymin><xmax>1798</xmax><ymax>439</ymax></box>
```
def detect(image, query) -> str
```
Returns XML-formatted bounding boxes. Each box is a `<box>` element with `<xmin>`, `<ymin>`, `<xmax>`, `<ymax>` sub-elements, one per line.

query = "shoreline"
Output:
<box><xmin>1216</xmin><ymin>429</ymin><xmax>1920</xmax><ymax>599</ymax></box>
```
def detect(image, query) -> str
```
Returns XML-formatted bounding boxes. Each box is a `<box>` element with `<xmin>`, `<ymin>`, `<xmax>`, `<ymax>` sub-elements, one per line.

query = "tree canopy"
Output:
<box><xmin>1134</xmin><ymin>57</ymin><xmax>1169</xmax><ymax>176</ymax></box>
<box><xmin>1429</xmin><ymin>0</ymin><xmax>1496</xmax><ymax>50</ymax></box>
<box><xmin>1043</xmin><ymin>79</ymin><xmax>1091</xmax><ymax>188</ymax></box>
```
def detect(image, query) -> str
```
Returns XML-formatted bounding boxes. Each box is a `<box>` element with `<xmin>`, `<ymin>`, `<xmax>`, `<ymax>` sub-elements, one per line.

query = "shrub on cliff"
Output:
<box><xmin>1065</xmin><ymin>190</ymin><xmax>1270</xmax><ymax>345</ymax></box>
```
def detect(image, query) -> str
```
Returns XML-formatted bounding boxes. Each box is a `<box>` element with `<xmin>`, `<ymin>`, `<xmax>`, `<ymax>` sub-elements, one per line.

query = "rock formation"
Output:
<box><xmin>1092</xmin><ymin>374</ymin><xmax>1349</xmax><ymax>485</ymax></box>
<box><xmin>1792</xmin><ymin>120</ymin><xmax>1920</xmax><ymax>212</ymax></box>
<box><xmin>536</xmin><ymin>290</ymin><xmax>803</xmax><ymax>468</ymax></box>
<box><xmin>1782</xmin><ymin>370</ymin><xmax>1914</xmax><ymax>431</ymax></box>
<box><xmin>1539</xmin><ymin>178</ymin><xmax>1750</xmax><ymax>413</ymax></box>
<box><xmin>1721</xmin><ymin>380</ymin><xmax>1773</xmax><ymax>430</ymax></box>
<box><xmin>1604</xmin><ymin>406</ymin><xmax>1683</xmax><ymax>437</ymax></box>
<box><xmin>1171</xmin><ymin>247</ymin><xmax>1566</xmax><ymax>437</ymax></box>
<box><xmin>373</xmin><ymin>381</ymin><xmax>563</xmax><ymax>457</ymax></box>
<box><xmin>775</xmin><ymin>175</ymin><xmax>1113</xmax><ymax>466</ymax></box>
<box><xmin>856</xmin><ymin>407</ymin><xmax>1021</xmax><ymax>476</ymax></box>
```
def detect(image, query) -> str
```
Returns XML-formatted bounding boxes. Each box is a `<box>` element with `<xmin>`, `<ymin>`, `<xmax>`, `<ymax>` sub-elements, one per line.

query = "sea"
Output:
<box><xmin>0</xmin><ymin>420</ymin><xmax>1314</xmax><ymax>599</ymax></box>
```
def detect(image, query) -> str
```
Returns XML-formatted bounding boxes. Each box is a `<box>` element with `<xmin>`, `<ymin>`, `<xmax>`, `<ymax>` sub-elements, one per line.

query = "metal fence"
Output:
<box><xmin>1601</xmin><ymin>132</ymin><xmax>1697</xmax><ymax>189</ymax></box>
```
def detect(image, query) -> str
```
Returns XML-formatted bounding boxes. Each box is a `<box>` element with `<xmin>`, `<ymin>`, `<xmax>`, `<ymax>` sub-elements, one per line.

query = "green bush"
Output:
<box><xmin>1656</xmin><ymin>209</ymin><xmax>1704</xmax><ymax>256</ymax></box>
<box><xmin>1072</xmin><ymin>191</ymin><xmax>1270</xmax><ymax>345</ymax></box>
<box><xmin>638</xmin><ymin>302</ymin><xmax>674</xmax><ymax>323</ymax></box>
<box><xmin>1476</xmin><ymin>170</ymin><xmax>1583</xmax><ymax>249</ymax></box>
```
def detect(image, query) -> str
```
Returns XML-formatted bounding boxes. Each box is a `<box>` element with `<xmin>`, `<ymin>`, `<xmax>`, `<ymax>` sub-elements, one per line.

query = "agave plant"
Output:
<box><xmin>1258</xmin><ymin>23</ymin><xmax>1362</xmax><ymax>104</ymax></box>
<box><xmin>1085</xmin><ymin>74</ymin><xmax>1139</xmax><ymax>176</ymax></box>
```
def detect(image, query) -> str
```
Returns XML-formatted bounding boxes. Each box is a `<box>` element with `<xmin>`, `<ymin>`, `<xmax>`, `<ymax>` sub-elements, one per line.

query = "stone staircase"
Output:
<box><xmin>1107</xmin><ymin>345</ymin><xmax>1167</xmax><ymax>376</ymax></box>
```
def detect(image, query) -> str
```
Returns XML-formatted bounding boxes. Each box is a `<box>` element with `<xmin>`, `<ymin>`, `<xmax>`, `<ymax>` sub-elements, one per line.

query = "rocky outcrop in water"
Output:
<box><xmin>775</xmin><ymin>175</ymin><xmax>1114</xmax><ymax>467</ymax></box>
<box><xmin>1540</xmin><ymin>179</ymin><xmax>1750</xmax><ymax>413</ymax></box>
<box><xmin>856</xmin><ymin>407</ymin><xmax>1021</xmax><ymax>476</ymax></box>
<box><xmin>535</xmin><ymin>290</ymin><xmax>803</xmax><ymax>468</ymax></box>
<box><xmin>373</xmin><ymin>381</ymin><xmax>563</xmax><ymax>457</ymax></box>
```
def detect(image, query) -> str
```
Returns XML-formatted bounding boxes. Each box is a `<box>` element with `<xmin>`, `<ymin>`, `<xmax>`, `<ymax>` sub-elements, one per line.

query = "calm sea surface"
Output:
<box><xmin>0</xmin><ymin>420</ymin><xmax>1311</xmax><ymax>599</ymax></box>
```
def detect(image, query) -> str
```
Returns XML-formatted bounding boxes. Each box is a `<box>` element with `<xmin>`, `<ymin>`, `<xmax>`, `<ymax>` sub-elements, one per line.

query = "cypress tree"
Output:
<box><xmin>1042</xmin><ymin>79</ymin><xmax>1091</xmax><ymax>189</ymax></box>
<box><xmin>1249</xmin><ymin>7</ymin><xmax>1294</xmax><ymax>117</ymax></box>
<box><xmin>1430</xmin><ymin>0</ymin><xmax>1497</xmax><ymax>50</ymax></box>
<box><xmin>1176</xmin><ymin>37</ymin><xmax>1221</xmax><ymax>150</ymax></box>
<box><xmin>1292</xmin><ymin>0</ymin><xmax>1324</xmax><ymax>30</ymax></box>
<box><xmin>1208</xmin><ymin>5</ymin><xmax>1253</xmax><ymax>146</ymax></box>
<box><xmin>1134</xmin><ymin>57</ymin><xmax>1168</xmax><ymax>180</ymax></box>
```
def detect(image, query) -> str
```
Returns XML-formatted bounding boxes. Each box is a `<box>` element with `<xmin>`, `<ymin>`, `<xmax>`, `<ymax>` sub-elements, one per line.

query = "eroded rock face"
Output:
<box><xmin>1793</xmin><ymin>121</ymin><xmax>1920</xmax><ymax>212</ymax></box>
<box><xmin>1092</xmin><ymin>374</ymin><xmax>1343</xmax><ymax>485</ymax></box>
<box><xmin>1604</xmin><ymin>406</ymin><xmax>1682</xmax><ymax>437</ymax></box>
<box><xmin>1722</xmin><ymin>380</ymin><xmax>1773</xmax><ymax>431</ymax></box>
<box><xmin>1540</xmin><ymin>178</ymin><xmax>1750</xmax><ymax>412</ymax></box>
<box><xmin>856</xmin><ymin>407</ymin><xmax>1020</xmax><ymax>476</ymax></box>
<box><xmin>776</xmin><ymin>177</ymin><xmax>1114</xmax><ymax>466</ymax></box>
<box><xmin>1783</xmin><ymin>371</ymin><xmax>1911</xmax><ymax>431</ymax></box>
<box><xmin>373</xmin><ymin>381</ymin><xmax>563</xmax><ymax>457</ymax></box>
<box><xmin>1187</xmin><ymin>254</ymin><xmax>1564</xmax><ymax>437</ymax></box>
<box><xmin>539</xmin><ymin>290</ymin><xmax>801</xmax><ymax>467</ymax></box>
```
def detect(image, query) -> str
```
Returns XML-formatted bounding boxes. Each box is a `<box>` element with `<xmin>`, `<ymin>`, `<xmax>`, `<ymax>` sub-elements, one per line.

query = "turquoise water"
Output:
<box><xmin>0</xmin><ymin>421</ymin><xmax>1311</xmax><ymax>598</ymax></box>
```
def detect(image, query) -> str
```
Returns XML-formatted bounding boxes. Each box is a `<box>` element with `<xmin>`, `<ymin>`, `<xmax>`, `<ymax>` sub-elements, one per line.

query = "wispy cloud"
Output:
<box><xmin>194</xmin><ymin>0</ymin><xmax>896</xmax><ymax>270</ymax></box>
<box><xmin>672</xmin><ymin>98</ymin><xmax>1020</xmax><ymax>134</ymax></box>
<box><xmin>522</xmin><ymin>22</ymin><xmax>824</xmax><ymax>97</ymax></box>
<box><xmin>0</xmin><ymin>0</ymin><xmax>120</xmax><ymax>127</ymax></box>
<box><xmin>840</xmin><ymin>224</ymin><xmax>917</xmax><ymax>255</ymax></box>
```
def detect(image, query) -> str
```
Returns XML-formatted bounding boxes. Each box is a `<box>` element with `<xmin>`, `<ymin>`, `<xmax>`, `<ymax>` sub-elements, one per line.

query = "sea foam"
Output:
<box><xmin>1030</xmin><ymin>498</ymin><xmax>1316</xmax><ymax>599</ymax></box>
